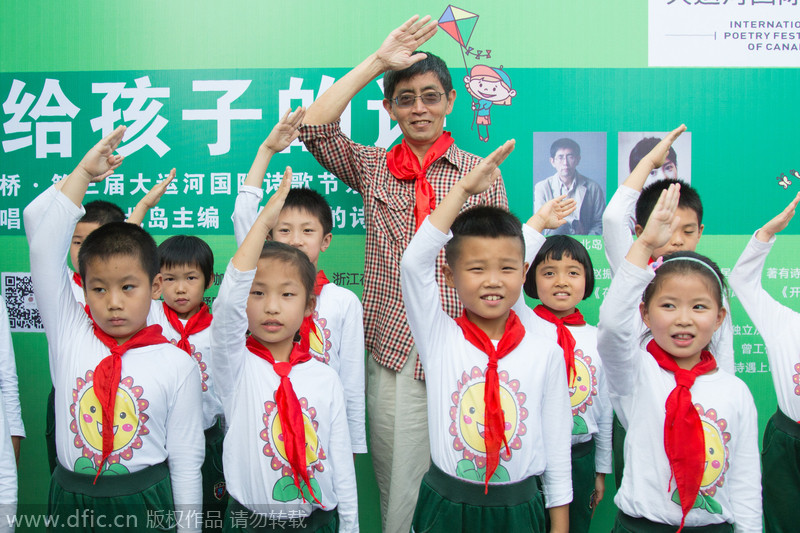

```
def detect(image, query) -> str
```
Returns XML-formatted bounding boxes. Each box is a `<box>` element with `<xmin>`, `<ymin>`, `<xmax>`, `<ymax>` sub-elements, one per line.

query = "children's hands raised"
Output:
<box><xmin>75</xmin><ymin>126</ymin><xmax>126</xmax><ymax>182</ymax></box>
<box><xmin>638</xmin><ymin>182</ymin><xmax>681</xmax><ymax>252</ymax></box>
<box><xmin>263</xmin><ymin>107</ymin><xmax>305</xmax><ymax>155</ymax></box>
<box><xmin>141</xmin><ymin>168</ymin><xmax>175</xmax><ymax>208</ymax></box>
<box><xmin>528</xmin><ymin>194</ymin><xmax>577</xmax><ymax>232</ymax></box>
<box><xmin>375</xmin><ymin>15</ymin><xmax>438</xmax><ymax>72</ymax></box>
<box><xmin>757</xmin><ymin>191</ymin><xmax>800</xmax><ymax>242</ymax></box>
<box><xmin>259</xmin><ymin>166</ymin><xmax>292</xmax><ymax>232</ymax></box>
<box><xmin>458</xmin><ymin>140</ymin><xmax>515</xmax><ymax>196</ymax></box>
<box><xmin>641</xmin><ymin>124</ymin><xmax>686</xmax><ymax>171</ymax></box>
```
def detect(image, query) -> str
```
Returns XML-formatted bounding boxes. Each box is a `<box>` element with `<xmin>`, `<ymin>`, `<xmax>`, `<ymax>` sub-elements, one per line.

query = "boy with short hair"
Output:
<box><xmin>400</xmin><ymin>140</ymin><xmax>572</xmax><ymax>533</ymax></box>
<box><xmin>233</xmin><ymin>108</ymin><xmax>367</xmax><ymax>454</ymax></box>
<box><xmin>24</xmin><ymin>127</ymin><xmax>204</xmax><ymax>532</ymax></box>
<box><xmin>146</xmin><ymin>235</ymin><xmax>226</xmax><ymax>531</ymax></box>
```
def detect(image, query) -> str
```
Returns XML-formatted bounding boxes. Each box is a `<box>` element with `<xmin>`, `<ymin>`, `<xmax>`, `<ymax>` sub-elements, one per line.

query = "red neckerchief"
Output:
<box><xmin>245</xmin><ymin>336</ymin><xmax>322</xmax><ymax>506</ymax></box>
<box><xmin>533</xmin><ymin>305</ymin><xmax>586</xmax><ymax>387</ymax></box>
<box><xmin>386</xmin><ymin>132</ymin><xmax>455</xmax><ymax>231</ymax></box>
<box><xmin>90</xmin><ymin>321</ymin><xmax>169</xmax><ymax>483</ymax></box>
<box><xmin>647</xmin><ymin>339</ymin><xmax>717</xmax><ymax>532</ymax></box>
<box><xmin>162</xmin><ymin>301</ymin><xmax>213</xmax><ymax>354</ymax></box>
<box><xmin>298</xmin><ymin>271</ymin><xmax>329</xmax><ymax>354</ymax></box>
<box><xmin>454</xmin><ymin>310</ymin><xmax>525</xmax><ymax>493</ymax></box>
<box><xmin>72</xmin><ymin>271</ymin><xmax>83</xmax><ymax>288</ymax></box>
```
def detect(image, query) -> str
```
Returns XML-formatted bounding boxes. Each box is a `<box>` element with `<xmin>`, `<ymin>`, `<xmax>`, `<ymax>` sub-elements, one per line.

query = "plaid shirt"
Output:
<box><xmin>300</xmin><ymin>121</ymin><xmax>508</xmax><ymax>379</ymax></box>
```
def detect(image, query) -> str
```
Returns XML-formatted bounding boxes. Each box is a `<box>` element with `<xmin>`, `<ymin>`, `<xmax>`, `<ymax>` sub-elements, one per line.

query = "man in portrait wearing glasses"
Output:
<box><xmin>300</xmin><ymin>15</ymin><xmax>507</xmax><ymax>533</ymax></box>
<box><xmin>534</xmin><ymin>137</ymin><xmax>605</xmax><ymax>235</ymax></box>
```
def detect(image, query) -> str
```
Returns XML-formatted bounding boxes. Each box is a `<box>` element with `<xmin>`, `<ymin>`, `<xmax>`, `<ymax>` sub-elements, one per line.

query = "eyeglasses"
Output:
<box><xmin>392</xmin><ymin>91</ymin><xmax>446</xmax><ymax>108</ymax></box>
<box><xmin>553</xmin><ymin>154</ymin><xmax>578</xmax><ymax>163</ymax></box>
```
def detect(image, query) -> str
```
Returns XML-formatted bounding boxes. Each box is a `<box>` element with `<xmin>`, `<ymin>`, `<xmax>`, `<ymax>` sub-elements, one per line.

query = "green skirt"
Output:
<box><xmin>411</xmin><ymin>463</ymin><xmax>545</xmax><ymax>533</ymax></box>
<box><xmin>762</xmin><ymin>408</ymin><xmax>800</xmax><ymax>533</ymax></box>
<box><xmin>202</xmin><ymin>418</ymin><xmax>226</xmax><ymax>533</ymax></box>
<box><xmin>48</xmin><ymin>461</ymin><xmax>176</xmax><ymax>532</ymax></box>
<box><xmin>222</xmin><ymin>497</ymin><xmax>337</xmax><ymax>532</ymax></box>
<box><xmin>612</xmin><ymin>511</ymin><xmax>733</xmax><ymax>533</ymax></box>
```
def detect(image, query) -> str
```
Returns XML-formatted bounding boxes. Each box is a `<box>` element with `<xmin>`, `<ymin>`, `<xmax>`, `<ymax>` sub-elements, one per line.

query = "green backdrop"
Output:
<box><xmin>2</xmin><ymin>1</ymin><xmax>798</xmax><ymax>531</ymax></box>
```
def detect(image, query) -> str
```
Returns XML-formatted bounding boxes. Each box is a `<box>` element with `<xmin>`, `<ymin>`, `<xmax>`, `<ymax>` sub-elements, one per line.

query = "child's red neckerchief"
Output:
<box><xmin>386</xmin><ymin>132</ymin><xmax>454</xmax><ymax>231</ymax></box>
<box><xmin>90</xmin><ymin>321</ymin><xmax>169</xmax><ymax>483</ymax></box>
<box><xmin>245</xmin><ymin>336</ymin><xmax>321</xmax><ymax>505</ymax></box>
<box><xmin>162</xmin><ymin>301</ymin><xmax>213</xmax><ymax>355</ymax></box>
<box><xmin>72</xmin><ymin>271</ymin><xmax>83</xmax><ymax>288</ymax></box>
<box><xmin>647</xmin><ymin>339</ymin><xmax>717</xmax><ymax>532</ymax></box>
<box><xmin>533</xmin><ymin>305</ymin><xmax>586</xmax><ymax>386</ymax></box>
<box><xmin>454</xmin><ymin>310</ymin><xmax>525</xmax><ymax>493</ymax></box>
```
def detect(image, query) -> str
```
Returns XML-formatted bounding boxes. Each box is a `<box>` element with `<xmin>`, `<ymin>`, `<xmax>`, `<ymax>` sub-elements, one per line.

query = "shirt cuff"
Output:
<box><xmin>298</xmin><ymin>120</ymin><xmax>342</xmax><ymax>142</ymax></box>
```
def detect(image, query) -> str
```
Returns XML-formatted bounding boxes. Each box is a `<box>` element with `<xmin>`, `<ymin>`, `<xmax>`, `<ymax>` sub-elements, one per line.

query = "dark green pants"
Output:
<box><xmin>612</xmin><ymin>413</ymin><xmax>626</xmax><ymax>490</ymax></box>
<box><xmin>762</xmin><ymin>408</ymin><xmax>800</xmax><ymax>533</ymax></box>
<box><xmin>411</xmin><ymin>463</ymin><xmax>545</xmax><ymax>533</ymax></box>
<box><xmin>46</xmin><ymin>386</ymin><xmax>57</xmax><ymax>474</ymax></box>
<box><xmin>48</xmin><ymin>461</ymin><xmax>176</xmax><ymax>532</ymax></box>
<box><xmin>202</xmin><ymin>418</ymin><xmax>226</xmax><ymax>533</ymax></box>
<box><xmin>612</xmin><ymin>511</ymin><xmax>733</xmax><ymax>532</ymax></box>
<box><xmin>568</xmin><ymin>439</ymin><xmax>596</xmax><ymax>533</ymax></box>
<box><xmin>222</xmin><ymin>497</ymin><xmax>338</xmax><ymax>532</ymax></box>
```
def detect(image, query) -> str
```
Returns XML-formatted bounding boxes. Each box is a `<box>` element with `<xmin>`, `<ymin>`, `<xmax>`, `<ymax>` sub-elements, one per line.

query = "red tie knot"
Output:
<box><xmin>674</xmin><ymin>371</ymin><xmax>697</xmax><ymax>390</ymax></box>
<box><xmin>274</xmin><ymin>362</ymin><xmax>292</xmax><ymax>378</ymax></box>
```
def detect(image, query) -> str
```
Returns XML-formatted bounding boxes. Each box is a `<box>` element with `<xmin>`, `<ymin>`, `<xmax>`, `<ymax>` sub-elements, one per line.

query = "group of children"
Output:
<box><xmin>1</xmin><ymin>104</ymin><xmax>798</xmax><ymax>533</ymax></box>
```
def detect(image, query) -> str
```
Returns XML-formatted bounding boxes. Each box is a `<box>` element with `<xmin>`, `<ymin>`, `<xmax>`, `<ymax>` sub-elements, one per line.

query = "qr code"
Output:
<box><xmin>2</xmin><ymin>272</ymin><xmax>43</xmax><ymax>332</ymax></box>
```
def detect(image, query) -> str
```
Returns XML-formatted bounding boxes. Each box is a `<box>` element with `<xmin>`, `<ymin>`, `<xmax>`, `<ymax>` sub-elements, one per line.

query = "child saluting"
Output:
<box><xmin>401</xmin><ymin>139</ymin><xmax>573</xmax><ymax>533</ymax></box>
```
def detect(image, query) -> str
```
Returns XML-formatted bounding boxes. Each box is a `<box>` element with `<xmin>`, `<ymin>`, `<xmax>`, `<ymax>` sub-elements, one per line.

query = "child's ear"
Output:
<box><xmin>443</xmin><ymin>263</ymin><xmax>455</xmax><ymax>288</ymax></box>
<box><xmin>205</xmin><ymin>273</ymin><xmax>214</xmax><ymax>290</ymax></box>
<box><xmin>715</xmin><ymin>305</ymin><xmax>727</xmax><ymax>331</ymax></box>
<box><xmin>639</xmin><ymin>301</ymin><xmax>650</xmax><ymax>327</ymax></box>
<box><xmin>320</xmin><ymin>233</ymin><xmax>332</xmax><ymax>253</ymax></box>
<box><xmin>634</xmin><ymin>224</ymin><xmax>644</xmax><ymax>238</ymax></box>
<box><xmin>151</xmin><ymin>273</ymin><xmax>163</xmax><ymax>300</ymax></box>
<box><xmin>305</xmin><ymin>294</ymin><xmax>316</xmax><ymax>317</ymax></box>
<box><xmin>697</xmin><ymin>223</ymin><xmax>705</xmax><ymax>240</ymax></box>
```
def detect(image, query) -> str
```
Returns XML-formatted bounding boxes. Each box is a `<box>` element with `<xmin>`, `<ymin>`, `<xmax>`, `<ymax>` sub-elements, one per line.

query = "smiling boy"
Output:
<box><xmin>24</xmin><ymin>127</ymin><xmax>203</xmax><ymax>532</ymax></box>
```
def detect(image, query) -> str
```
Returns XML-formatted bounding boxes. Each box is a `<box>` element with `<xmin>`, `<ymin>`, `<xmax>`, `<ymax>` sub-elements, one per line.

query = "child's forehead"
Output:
<box><xmin>675</xmin><ymin>205</ymin><xmax>700</xmax><ymax>224</ymax></box>
<box><xmin>73</xmin><ymin>221</ymin><xmax>102</xmax><ymax>237</ymax></box>
<box><xmin>160</xmin><ymin>260</ymin><xmax>202</xmax><ymax>273</ymax></box>
<box><xmin>278</xmin><ymin>206</ymin><xmax>324</xmax><ymax>227</ymax></box>
<box><xmin>456</xmin><ymin>235</ymin><xmax>524</xmax><ymax>260</ymax></box>
<box><xmin>85</xmin><ymin>253</ymin><xmax>149</xmax><ymax>278</ymax></box>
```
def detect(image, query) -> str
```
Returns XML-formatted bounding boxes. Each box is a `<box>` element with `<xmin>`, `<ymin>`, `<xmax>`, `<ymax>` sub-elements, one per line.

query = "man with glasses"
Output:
<box><xmin>534</xmin><ymin>137</ymin><xmax>605</xmax><ymax>235</ymax></box>
<box><xmin>300</xmin><ymin>15</ymin><xmax>507</xmax><ymax>533</ymax></box>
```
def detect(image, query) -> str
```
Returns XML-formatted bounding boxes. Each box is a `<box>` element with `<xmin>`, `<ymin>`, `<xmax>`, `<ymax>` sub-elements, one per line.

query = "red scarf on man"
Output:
<box><xmin>162</xmin><ymin>301</ymin><xmax>213</xmax><ymax>355</ymax></box>
<box><xmin>90</xmin><ymin>322</ymin><xmax>169</xmax><ymax>482</ymax></box>
<box><xmin>386</xmin><ymin>132</ymin><xmax>455</xmax><ymax>231</ymax></box>
<box><xmin>72</xmin><ymin>271</ymin><xmax>83</xmax><ymax>288</ymax></box>
<box><xmin>647</xmin><ymin>339</ymin><xmax>717</xmax><ymax>532</ymax></box>
<box><xmin>245</xmin><ymin>336</ymin><xmax>321</xmax><ymax>505</ymax></box>
<box><xmin>533</xmin><ymin>305</ymin><xmax>585</xmax><ymax>387</ymax></box>
<box><xmin>455</xmin><ymin>310</ymin><xmax>525</xmax><ymax>493</ymax></box>
<box><xmin>298</xmin><ymin>271</ymin><xmax>329</xmax><ymax>354</ymax></box>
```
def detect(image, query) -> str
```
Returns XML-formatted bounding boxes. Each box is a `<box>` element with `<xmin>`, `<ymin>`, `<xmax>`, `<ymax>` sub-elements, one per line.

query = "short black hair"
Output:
<box><xmin>81</xmin><ymin>200</ymin><xmax>125</xmax><ymax>226</ymax></box>
<box><xmin>383</xmin><ymin>51</ymin><xmax>453</xmax><ymax>100</ymax></box>
<box><xmin>78</xmin><ymin>222</ymin><xmax>159</xmax><ymax>283</ymax></box>
<box><xmin>629</xmin><ymin>137</ymin><xmax>677</xmax><ymax>173</ymax></box>
<box><xmin>524</xmin><ymin>235</ymin><xmax>595</xmax><ymax>300</ymax></box>
<box><xmin>282</xmin><ymin>188</ymin><xmax>333</xmax><ymax>235</ymax></box>
<box><xmin>549</xmin><ymin>138</ymin><xmax>581</xmax><ymax>159</ymax></box>
<box><xmin>157</xmin><ymin>235</ymin><xmax>214</xmax><ymax>289</ymax></box>
<box><xmin>259</xmin><ymin>241</ymin><xmax>316</xmax><ymax>305</ymax></box>
<box><xmin>635</xmin><ymin>179</ymin><xmax>703</xmax><ymax>227</ymax></box>
<box><xmin>445</xmin><ymin>205</ymin><xmax>524</xmax><ymax>266</ymax></box>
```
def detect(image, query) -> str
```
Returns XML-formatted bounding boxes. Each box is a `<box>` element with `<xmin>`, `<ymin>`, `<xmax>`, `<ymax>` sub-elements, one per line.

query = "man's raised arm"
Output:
<box><xmin>304</xmin><ymin>15</ymin><xmax>438</xmax><ymax>125</ymax></box>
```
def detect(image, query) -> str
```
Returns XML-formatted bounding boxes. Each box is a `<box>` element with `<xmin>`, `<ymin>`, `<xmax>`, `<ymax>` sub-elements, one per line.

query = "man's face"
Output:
<box><xmin>383</xmin><ymin>72</ymin><xmax>456</xmax><ymax>152</ymax></box>
<box><xmin>550</xmin><ymin>148</ymin><xmax>580</xmax><ymax>183</ymax></box>
<box><xmin>648</xmin><ymin>158</ymin><xmax>678</xmax><ymax>182</ymax></box>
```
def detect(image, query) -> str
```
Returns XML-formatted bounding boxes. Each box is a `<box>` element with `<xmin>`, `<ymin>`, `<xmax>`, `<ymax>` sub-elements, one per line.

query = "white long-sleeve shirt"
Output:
<box><xmin>211</xmin><ymin>262</ymin><xmax>358</xmax><ymax>532</ymax></box>
<box><xmin>401</xmin><ymin>218</ymin><xmax>573</xmax><ymax>508</ymax></box>
<box><xmin>24</xmin><ymin>190</ymin><xmax>204</xmax><ymax>531</ymax></box>
<box><xmin>729</xmin><ymin>233</ymin><xmax>800</xmax><ymax>422</ymax></box>
<box><xmin>601</xmin><ymin>185</ymin><xmax>735</xmax><ymax>374</ymax></box>
<box><xmin>0</xmin><ymin>300</ymin><xmax>24</xmax><ymax>440</ymax></box>
<box><xmin>0</xmin><ymin>385</ymin><xmax>17</xmax><ymax>533</ymax></box>
<box><xmin>598</xmin><ymin>259</ymin><xmax>761</xmax><ymax>532</ymax></box>
<box><xmin>233</xmin><ymin>185</ymin><xmax>367</xmax><ymax>452</ymax></box>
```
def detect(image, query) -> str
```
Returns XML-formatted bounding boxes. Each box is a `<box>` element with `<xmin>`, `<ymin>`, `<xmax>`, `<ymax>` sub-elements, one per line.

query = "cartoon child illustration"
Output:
<box><xmin>463</xmin><ymin>64</ymin><xmax>516</xmax><ymax>143</ymax></box>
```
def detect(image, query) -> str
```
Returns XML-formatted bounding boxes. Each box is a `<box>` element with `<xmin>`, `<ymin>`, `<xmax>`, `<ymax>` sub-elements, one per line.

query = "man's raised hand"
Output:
<box><xmin>375</xmin><ymin>15</ymin><xmax>438</xmax><ymax>72</ymax></box>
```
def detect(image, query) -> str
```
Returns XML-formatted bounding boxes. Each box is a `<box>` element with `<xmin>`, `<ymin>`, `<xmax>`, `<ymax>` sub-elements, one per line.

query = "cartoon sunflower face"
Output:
<box><xmin>77</xmin><ymin>386</ymin><xmax>139</xmax><ymax>453</ymax></box>
<box><xmin>701</xmin><ymin>419</ymin><xmax>726</xmax><ymax>489</ymax></box>
<box><xmin>569</xmin><ymin>357</ymin><xmax>593</xmax><ymax>409</ymax></box>
<box><xmin>271</xmin><ymin>412</ymin><xmax>320</xmax><ymax>465</ymax></box>
<box><xmin>457</xmin><ymin>381</ymin><xmax>518</xmax><ymax>454</ymax></box>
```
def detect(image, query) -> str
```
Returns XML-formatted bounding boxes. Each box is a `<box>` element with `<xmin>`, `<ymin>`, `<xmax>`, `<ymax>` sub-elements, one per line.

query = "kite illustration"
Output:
<box><xmin>439</xmin><ymin>5</ymin><xmax>516</xmax><ymax>142</ymax></box>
